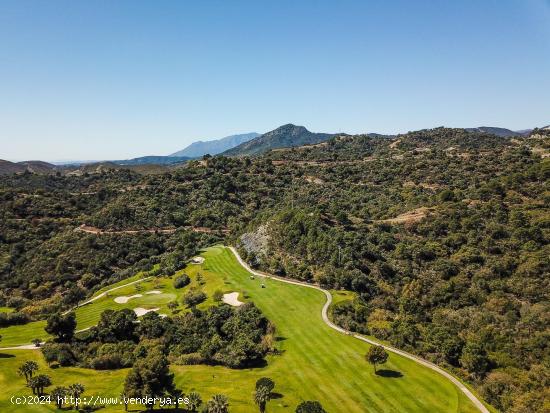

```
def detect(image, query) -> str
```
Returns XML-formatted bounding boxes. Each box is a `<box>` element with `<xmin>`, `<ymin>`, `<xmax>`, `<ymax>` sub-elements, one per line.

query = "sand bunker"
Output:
<box><xmin>133</xmin><ymin>307</ymin><xmax>160</xmax><ymax>317</ymax></box>
<box><xmin>145</xmin><ymin>290</ymin><xmax>161</xmax><ymax>295</ymax></box>
<box><xmin>191</xmin><ymin>256</ymin><xmax>205</xmax><ymax>264</ymax></box>
<box><xmin>114</xmin><ymin>294</ymin><xmax>143</xmax><ymax>304</ymax></box>
<box><xmin>222</xmin><ymin>292</ymin><xmax>243</xmax><ymax>307</ymax></box>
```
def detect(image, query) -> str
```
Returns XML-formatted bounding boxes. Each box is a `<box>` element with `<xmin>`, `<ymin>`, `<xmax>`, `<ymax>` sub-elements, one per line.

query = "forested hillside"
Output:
<box><xmin>1</xmin><ymin>127</ymin><xmax>548</xmax><ymax>412</ymax></box>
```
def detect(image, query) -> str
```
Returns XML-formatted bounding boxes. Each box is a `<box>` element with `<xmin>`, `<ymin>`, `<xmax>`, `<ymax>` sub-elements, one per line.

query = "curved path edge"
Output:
<box><xmin>228</xmin><ymin>246</ymin><xmax>490</xmax><ymax>413</ymax></box>
<box><xmin>0</xmin><ymin>276</ymin><xmax>153</xmax><ymax>351</ymax></box>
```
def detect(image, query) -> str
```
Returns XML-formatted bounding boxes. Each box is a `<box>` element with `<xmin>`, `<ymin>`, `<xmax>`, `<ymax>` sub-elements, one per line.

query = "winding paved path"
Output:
<box><xmin>228</xmin><ymin>246</ymin><xmax>490</xmax><ymax>413</ymax></box>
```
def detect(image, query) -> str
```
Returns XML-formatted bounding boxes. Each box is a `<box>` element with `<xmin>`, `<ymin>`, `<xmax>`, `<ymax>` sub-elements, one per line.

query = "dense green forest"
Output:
<box><xmin>1</xmin><ymin>127</ymin><xmax>548</xmax><ymax>412</ymax></box>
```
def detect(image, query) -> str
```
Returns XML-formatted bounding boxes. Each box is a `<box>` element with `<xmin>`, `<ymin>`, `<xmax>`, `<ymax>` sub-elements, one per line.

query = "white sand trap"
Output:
<box><xmin>114</xmin><ymin>294</ymin><xmax>143</xmax><ymax>304</ymax></box>
<box><xmin>145</xmin><ymin>290</ymin><xmax>161</xmax><ymax>295</ymax></box>
<box><xmin>191</xmin><ymin>256</ymin><xmax>205</xmax><ymax>264</ymax></box>
<box><xmin>222</xmin><ymin>292</ymin><xmax>243</xmax><ymax>307</ymax></box>
<box><xmin>133</xmin><ymin>307</ymin><xmax>160</xmax><ymax>317</ymax></box>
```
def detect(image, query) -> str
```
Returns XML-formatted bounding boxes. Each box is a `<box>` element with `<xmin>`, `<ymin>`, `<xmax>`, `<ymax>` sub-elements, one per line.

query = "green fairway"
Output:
<box><xmin>0</xmin><ymin>246</ymin><xmax>484</xmax><ymax>412</ymax></box>
<box><xmin>0</xmin><ymin>271</ymin><xmax>189</xmax><ymax>347</ymax></box>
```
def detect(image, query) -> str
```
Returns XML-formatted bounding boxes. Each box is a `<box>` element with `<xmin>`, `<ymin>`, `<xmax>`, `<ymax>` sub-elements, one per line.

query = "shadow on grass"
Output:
<box><xmin>376</xmin><ymin>369</ymin><xmax>403</xmax><ymax>378</ymax></box>
<box><xmin>274</xmin><ymin>336</ymin><xmax>287</xmax><ymax>342</ymax></box>
<box><xmin>0</xmin><ymin>353</ymin><xmax>15</xmax><ymax>358</ymax></box>
<box><xmin>270</xmin><ymin>392</ymin><xmax>284</xmax><ymax>399</ymax></box>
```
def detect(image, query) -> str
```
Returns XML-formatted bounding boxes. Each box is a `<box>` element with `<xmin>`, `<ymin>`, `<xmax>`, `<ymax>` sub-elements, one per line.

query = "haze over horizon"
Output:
<box><xmin>1</xmin><ymin>0</ymin><xmax>549</xmax><ymax>161</ymax></box>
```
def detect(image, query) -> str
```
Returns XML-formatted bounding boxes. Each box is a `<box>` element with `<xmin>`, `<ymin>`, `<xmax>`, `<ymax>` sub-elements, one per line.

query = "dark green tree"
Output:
<box><xmin>296</xmin><ymin>400</ymin><xmax>327</xmax><ymax>413</ymax></box>
<box><xmin>254</xmin><ymin>385</ymin><xmax>271</xmax><ymax>413</ymax></box>
<box><xmin>366</xmin><ymin>345</ymin><xmax>389</xmax><ymax>373</ymax></box>
<box><xmin>206</xmin><ymin>394</ymin><xmax>229</xmax><ymax>413</ymax></box>
<box><xmin>45</xmin><ymin>312</ymin><xmax>76</xmax><ymax>342</ymax></box>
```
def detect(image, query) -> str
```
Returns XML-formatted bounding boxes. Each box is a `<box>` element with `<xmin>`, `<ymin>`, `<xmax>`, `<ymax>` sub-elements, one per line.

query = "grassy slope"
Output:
<box><xmin>0</xmin><ymin>273</ymin><xmax>177</xmax><ymax>347</ymax></box>
<box><xmin>0</xmin><ymin>246</ymin><xmax>481</xmax><ymax>412</ymax></box>
<box><xmin>176</xmin><ymin>246</ymin><xmax>479</xmax><ymax>413</ymax></box>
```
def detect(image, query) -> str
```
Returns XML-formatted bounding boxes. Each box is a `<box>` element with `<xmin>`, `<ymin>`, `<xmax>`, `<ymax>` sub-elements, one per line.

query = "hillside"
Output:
<box><xmin>170</xmin><ymin>132</ymin><xmax>259</xmax><ymax>157</ymax></box>
<box><xmin>0</xmin><ymin>127</ymin><xmax>548</xmax><ymax>412</ymax></box>
<box><xmin>222</xmin><ymin>124</ymin><xmax>336</xmax><ymax>156</ymax></box>
<box><xmin>0</xmin><ymin>160</ymin><xmax>56</xmax><ymax>175</ymax></box>
<box><xmin>112</xmin><ymin>155</ymin><xmax>190</xmax><ymax>165</ymax></box>
<box><xmin>0</xmin><ymin>160</ymin><xmax>26</xmax><ymax>175</ymax></box>
<box><xmin>464</xmin><ymin>126</ymin><xmax>526</xmax><ymax>137</ymax></box>
<box><xmin>65</xmin><ymin>161</ymin><xmax>170</xmax><ymax>175</ymax></box>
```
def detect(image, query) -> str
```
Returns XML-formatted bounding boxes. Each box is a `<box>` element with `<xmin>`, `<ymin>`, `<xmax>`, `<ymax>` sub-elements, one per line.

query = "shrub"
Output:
<box><xmin>173</xmin><ymin>274</ymin><xmax>190</xmax><ymax>289</ymax></box>
<box><xmin>183</xmin><ymin>289</ymin><xmax>207</xmax><ymax>308</ymax></box>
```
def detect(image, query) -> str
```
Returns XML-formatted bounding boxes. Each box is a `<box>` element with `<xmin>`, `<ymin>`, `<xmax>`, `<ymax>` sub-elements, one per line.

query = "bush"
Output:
<box><xmin>183</xmin><ymin>289</ymin><xmax>207</xmax><ymax>308</ymax></box>
<box><xmin>173</xmin><ymin>274</ymin><xmax>191</xmax><ymax>289</ymax></box>
<box><xmin>41</xmin><ymin>343</ymin><xmax>76</xmax><ymax>367</ymax></box>
<box><xmin>213</xmin><ymin>290</ymin><xmax>223</xmax><ymax>302</ymax></box>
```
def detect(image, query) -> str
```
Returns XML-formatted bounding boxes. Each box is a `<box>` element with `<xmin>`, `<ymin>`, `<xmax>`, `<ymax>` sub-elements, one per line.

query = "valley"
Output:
<box><xmin>0</xmin><ymin>246</ymin><xmax>486</xmax><ymax>412</ymax></box>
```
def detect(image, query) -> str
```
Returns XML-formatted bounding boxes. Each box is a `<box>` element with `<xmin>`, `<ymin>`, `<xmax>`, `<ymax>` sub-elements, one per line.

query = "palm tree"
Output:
<box><xmin>169</xmin><ymin>388</ymin><xmax>183</xmax><ymax>410</ymax></box>
<box><xmin>120</xmin><ymin>391</ymin><xmax>129</xmax><ymax>412</ymax></box>
<box><xmin>27</xmin><ymin>377</ymin><xmax>40</xmax><ymax>394</ymax></box>
<box><xmin>187</xmin><ymin>391</ymin><xmax>202</xmax><ymax>412</ymax></box>
<box><xmin>32</xmin><ymin>374</ymin><xmax>51</xmax><ymax>396</ymax></box>
<box><xmin>254</xmin><ymin>386</ymin><xmax>271</xmax><ymax>413</ymax></box>
<box><xmin>68</xmin><ymin>383</ymin><xmax>85</xmax><ymax>409</ymax></box>
<box><xmin>18</xmin><ymin>360</ymin><xmax>39</xmax><ymax>383</ymax></box>
<box><xmin>51</xmin><ymin>386</ymin><xmax>68</xmax><ymax>409</ymax></box>
<box><xmin>207</xmin><ymin>394</ymin><xmax>229</xmax><ymax>413</ymax></box>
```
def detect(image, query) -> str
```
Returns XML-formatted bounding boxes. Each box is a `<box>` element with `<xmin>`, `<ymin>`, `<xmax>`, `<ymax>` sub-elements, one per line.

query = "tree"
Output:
<box><xmin>254</xmin><ymin>385</ymin><xmax>271</xmax><ymax>413</ymax></box>
<box><xmin>296</xmin><ymin>401</ymin><xmax>327</xmax><ymax>413</ymax></box>
<box><xmin>68</xmin><ymin>383</ymin><xmax>85</xmax><ymax>409</ymax></box>
<box><xmin>137</xmin><ymin>311</ymin><xmax>167</xmax><ymax>339</ymax></box>
<box><xmin>207</xmin><ymin>394</ymin><xmax>229</xmax><ymax>413</ymax></box>
<box><xmin>120</xmin><ymin>391</ymin><xmax>129</xmax><ymax>412</ymax></box>
<box><xmin>255</xmin><ymin>377</ymin><xmax>275</xmax><ymax>393</ymax></box>
<box><xmin>460</xmin><ymin>341</ymin><xmax>490</xmax><ymax>378</ymax></box>
<box><xmin>187</xmin><ymin>391</ymin><xmax>202</xmax><ymax>412</ymax></box>
<box><xmin>366</xmin><ymin>345</ymin><xmax>388</xmax><ymax>373</ymax></box>
<box><xmin>123</xmin><ymin>351</ymin><xmax>174</xmax><ymax>409</ymax></box>
<box><xmin>18</xmin><ymin>360</ymin><xmax>39</xmax><ymax>383</ymax></box>
<box><xmin>173</xmin><ymin>274</ymin><xmax>190</xmax><ymax>289</ymax></box>
<box><xmin>169</xmin><ymin>388</ymin><xmax>183</xmax><ymax>410</ymax></box>
<box><xmin>51</xmin><ymin>386</ymin><xmax>68</xmax><ymax>409</ymax></box>
<box><xmin>96</xmin><ymin>309</ymin><xmax>137</xmax><ymax>342</ymax></box>
<box><xmin>183</xmin><ymin>288</ymin><xmax>207</xmax><ymax>308</ymax></box>
<box><xmin>45</xmin><ymin>312</ymin><xmax>76</xmax><ymax>342</ymax></box>
<box><xmin>28</xmin><ymin>374</ymin><xmax>51</xmax><ymax>396</ymax></box>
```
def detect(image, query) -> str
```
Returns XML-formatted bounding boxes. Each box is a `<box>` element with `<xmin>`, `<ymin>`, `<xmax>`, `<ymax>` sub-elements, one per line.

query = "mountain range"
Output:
<box><xmin>0</xmin><ymin>160</ymin><xmax>57</xmax><ymax>175</ymax></box>
<box><xmin>464</xmin><ymin>126</ymin><xmax>530</xmax><ymax>137</ymax></box>
<box><xmin>2</xmin><ymin>124</ymin><xmax>546</xmax><ymax>175</ymax></box>
<box><xmin>112</xmin><ymin>155</ymin><xmax>190</xmax><ymax>166</ymax></box>
<box><xmin>222</xmin><ymin>124</ymin><xmax>337</xmax><ymax>156</ymax></box>
<box><xmin>170</xmin><ymin>132</ymin><xmax>260</xmax><ymax>157</ymax></box>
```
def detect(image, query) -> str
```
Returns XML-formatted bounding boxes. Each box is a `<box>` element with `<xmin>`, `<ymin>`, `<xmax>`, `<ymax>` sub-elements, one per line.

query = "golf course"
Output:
<box><xmin>0</xmin><ymin>245</ymin><xmax>488</xmax><ymax>412</ymax></box>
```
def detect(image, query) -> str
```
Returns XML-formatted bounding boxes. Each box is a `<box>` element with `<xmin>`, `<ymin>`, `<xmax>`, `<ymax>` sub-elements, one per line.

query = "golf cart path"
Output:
<box><xmin>229</xmin><ymin>246</ymin><xmax>490</xmax><ymax>413</ymax></box>
<box><xmin>67</xmin><ymin>276</ymin><xmax>153</xmax><ymax>309</ymax></box>
<box><xmin>0</xmin><ymin>277</ymin><xmax>152</xmax><ymax>350</ymax></box>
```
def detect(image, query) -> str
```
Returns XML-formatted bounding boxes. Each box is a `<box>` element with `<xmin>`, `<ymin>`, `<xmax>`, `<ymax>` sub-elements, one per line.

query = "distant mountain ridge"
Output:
<box><xmin>112</xmin><ymin>155</ymin><xmax>190</xmax><ymax>166</ymax></box>
<box><xmin>0</xmin><ymin>160</ymin><xmax>56</xmax><ymax>175</ymax></box>
<box><xmin>170</xmin><ymin>132</ymin><xmax>260</xmax><ymax>157</ymax></box>
<box><xmin>465</xmin><ymin>127</ymin><xmax>529</xmax><ymax>137</ymax></box>
<box><xmin>222</xmin><ymin>124</ymin><xmax>336</xmax><ymax>156</ymax></box>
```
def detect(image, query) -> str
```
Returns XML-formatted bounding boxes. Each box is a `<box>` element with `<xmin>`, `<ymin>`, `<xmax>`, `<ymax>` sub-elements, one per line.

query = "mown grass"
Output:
<box><xmin>0</xmin><ymin>269</ymin><xmax>194</xmax><ymax>346</ymax></box>
<box><xmin>0</xmin><ymin>246</ymin><xmax>482</xmax><ymax>412</ymax></box>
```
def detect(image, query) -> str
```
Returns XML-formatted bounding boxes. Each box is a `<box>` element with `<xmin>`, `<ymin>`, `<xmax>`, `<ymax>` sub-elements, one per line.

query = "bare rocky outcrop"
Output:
<box><xmin>240</xmin><ymin>224</ymin><xmax>270</xmax><ymax>258</ymax></box>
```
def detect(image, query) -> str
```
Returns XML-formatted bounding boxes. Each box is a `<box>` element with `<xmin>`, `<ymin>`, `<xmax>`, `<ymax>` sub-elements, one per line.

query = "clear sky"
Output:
<box><xmin>1</xmin><ymin>0</ymin><xmax>549</xmax><ymax>161</ymax></box>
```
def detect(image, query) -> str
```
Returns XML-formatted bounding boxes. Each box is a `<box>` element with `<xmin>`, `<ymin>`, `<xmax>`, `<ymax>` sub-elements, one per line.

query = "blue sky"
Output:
<box><xmin>1</xmin><ymin>0</ymin><xmax>549</xmax><ymax>161</ymax></box>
